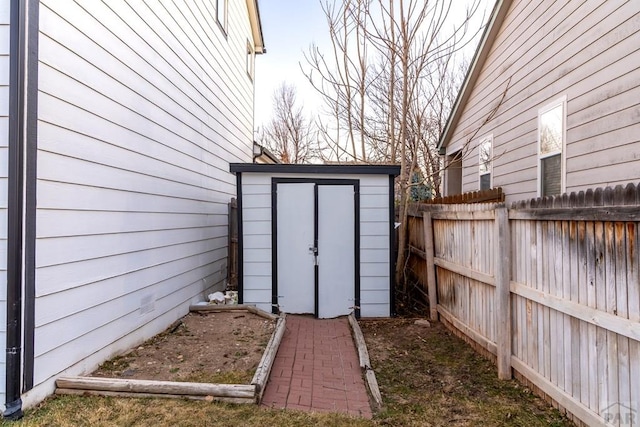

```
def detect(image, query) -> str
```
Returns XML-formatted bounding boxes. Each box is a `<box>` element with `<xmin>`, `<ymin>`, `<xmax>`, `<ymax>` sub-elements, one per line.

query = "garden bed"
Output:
<box><xmin>55</xmin><ymin>305</ymin><xmax>286</xmax><ymax>404</ymax></box>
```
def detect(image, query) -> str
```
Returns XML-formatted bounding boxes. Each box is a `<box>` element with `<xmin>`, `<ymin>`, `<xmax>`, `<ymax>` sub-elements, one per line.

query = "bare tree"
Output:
<box><xmin>303</xmin><ymin>0</ymin><xmax>484</xmax><ymax>288</ymax></box>
<box><xmin>258</xmin><ymin>83</ymin><xmax>317</xmax><ymax>164</ymax></box>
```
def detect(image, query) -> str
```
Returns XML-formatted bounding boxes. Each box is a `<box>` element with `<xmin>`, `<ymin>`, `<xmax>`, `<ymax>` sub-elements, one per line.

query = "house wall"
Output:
<box><xmin>240</xmin><ymin>172</ymin><xmax>392</xmax><ymax>318</ymax></box>
<box><xmin>445</xmin><ymin>0</ymin><xmax>640</xmax><ymax>203</ymax></box>
<box><xmin>0</xmin><ymin>0</ymin><xmax>9</xmax><ymax>408</ymax></box>
<box><xmin>25</xmin><ymin>0</ymin><xmax>255</xmax><ymax>404</ymax></box>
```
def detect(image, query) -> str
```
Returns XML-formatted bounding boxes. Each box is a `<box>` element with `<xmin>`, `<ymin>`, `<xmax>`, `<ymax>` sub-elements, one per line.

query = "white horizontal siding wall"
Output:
<box><xmin>0</xmin><ymin>0</ymin><xmax>9</xmax><ymax>407</ymax></box>
<box><xmin>447</xmin><ymin>0</ymin><xmax>640</xmax><ymax>203</ymax></box>
<box><xmin>240</xmin><ymin>172</ymin><xmax>391</xmax><ymax>317</ymax></box>
<box><xmin>28</xmin><ymin>0</ymin><xmax>255</xmax><ymax>402</ymax></box>
<box><xmin>359</xmin><ymin>177</ymin><xmax>391</xmax><ymax>317</ymax></box>
<box><xmin>240</xmin><ymin>173</ymin><xmax>271</xmax><ymax>313</ymax></box>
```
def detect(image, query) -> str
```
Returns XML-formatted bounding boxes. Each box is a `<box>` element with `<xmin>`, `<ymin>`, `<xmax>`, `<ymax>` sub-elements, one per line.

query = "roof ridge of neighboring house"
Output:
<box><xmin>437</xmin><ymin>0</ymin><xmax>513</xmax><ymax>152</ymax></box>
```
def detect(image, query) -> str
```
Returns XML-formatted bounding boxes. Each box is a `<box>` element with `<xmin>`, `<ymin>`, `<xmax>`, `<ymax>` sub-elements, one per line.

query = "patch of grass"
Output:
<box><xmin>360</xmin><ymin>319</ymin><xmax>572</xmax><ymax>427</ymax></box>
<box><xmin>234</xmin><ymin>350</ymin><xmax>249</xmax><ymax>358</ymax></box>
<box><xmin>1</xmin><ymin>396</ymin><xmax>373</xmax><ymax>427</ymax></box>
<box><xmin>96</xmin><ymin>355</ymin><xmax>131</xmax><ymax>373</ymax></box>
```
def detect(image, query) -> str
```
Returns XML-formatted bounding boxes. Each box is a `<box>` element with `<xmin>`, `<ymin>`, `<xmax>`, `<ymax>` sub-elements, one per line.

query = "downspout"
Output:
<box><xmin>22</xmin><ymin>0</ymin><xmax>38</xmax><ymax>394</ymax></box>
<box><xmin>4</xmin><ymin>0</ymin><xmax>27</xmax><ymax>420</ymax></box>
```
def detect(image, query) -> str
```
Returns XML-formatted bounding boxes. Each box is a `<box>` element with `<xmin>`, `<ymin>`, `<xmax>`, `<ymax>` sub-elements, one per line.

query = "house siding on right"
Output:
<box><xmin>443</xmin><ymin>0</ymin><xmax>640</xmax><ymax>204</ymax></box>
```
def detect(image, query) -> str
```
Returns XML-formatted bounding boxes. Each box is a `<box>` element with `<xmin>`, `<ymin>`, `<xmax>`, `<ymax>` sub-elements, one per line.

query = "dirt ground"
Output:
<box><xmin>91</xmin><ymin>310</ymin><xmax>275</xmax><ymax>385</ymax></box>
<box><xmin>360</xmin><ymin>318</ymin><xmax>572</xmax><ymax>426</ymax></box>
<box><xmin>10</xmin><ymin>316</ymin><xmax>574</xmax><ymax>427</ymax></box>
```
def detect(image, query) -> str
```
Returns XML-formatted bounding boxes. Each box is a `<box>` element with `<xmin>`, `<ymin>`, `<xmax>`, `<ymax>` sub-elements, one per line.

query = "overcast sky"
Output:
<box><xmin>253</xmin><ymin>0</ymin><xmax>493</xmax><ymax>131</ymax></box>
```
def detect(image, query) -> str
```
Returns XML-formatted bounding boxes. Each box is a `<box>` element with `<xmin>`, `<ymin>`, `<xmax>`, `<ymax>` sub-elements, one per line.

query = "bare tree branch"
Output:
<box><xmin>258</xmin><ymin>83</ymin><xmax>318</xmax><ymax>164</ymax></box>
<box><xmin>300</xmin><ymin>0</ymin><xmax>490</xmax><ymax>287</ymax></box>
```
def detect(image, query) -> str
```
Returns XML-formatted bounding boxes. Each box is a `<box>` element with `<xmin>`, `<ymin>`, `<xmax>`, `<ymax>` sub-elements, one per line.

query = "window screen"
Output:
<box><xmin>541</xmin><ymin>153</ymin><xmax>561</xmax><ymax>197</ymax></box>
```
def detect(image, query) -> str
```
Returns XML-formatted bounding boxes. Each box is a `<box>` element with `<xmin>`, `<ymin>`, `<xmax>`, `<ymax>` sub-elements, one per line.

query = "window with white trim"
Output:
<box><xmin>538</xmin><ymin>98</ymin><xmax>565</xmax><ymax>197</ymax></box>
<box><xmin>216</xmin><ymin>0</ymin><xmax>227</xmax><ymax>33</ymax></box>
<box><xmin>479</xmin><ymin>135</ymin><xmax>492</xmax><ymax>190</ymax></box>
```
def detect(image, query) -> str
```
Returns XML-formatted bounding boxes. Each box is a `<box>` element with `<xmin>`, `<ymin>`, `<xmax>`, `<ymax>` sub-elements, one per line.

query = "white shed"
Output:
<box><xmin>230</xmin><ymin>164</ymin><xmax>400</xmax><ymax>318</ymax></box>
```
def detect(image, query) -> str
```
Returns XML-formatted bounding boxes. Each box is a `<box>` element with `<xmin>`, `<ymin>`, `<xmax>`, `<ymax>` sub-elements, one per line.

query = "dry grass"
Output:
<box><xmin>1</xmin><ymin>318</ymin><xmax>573</xmax><ymax>427</ymax></box>
<box><xmin>361</xmin><ymin>318</ymin><xmax>572</xmax><ymax>427</ymax></box>
<box><xmin>2</xmin><ymin>397</ymin><xmax>370</xmax><ymax>427</ymax></box>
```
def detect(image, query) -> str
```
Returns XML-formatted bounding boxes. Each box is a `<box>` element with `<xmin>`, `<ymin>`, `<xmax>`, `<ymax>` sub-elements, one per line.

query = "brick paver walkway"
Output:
<box><xmin>261</xmin><ymin>315</ymin><xmax>372</xmax><ymax>418</ymax></box>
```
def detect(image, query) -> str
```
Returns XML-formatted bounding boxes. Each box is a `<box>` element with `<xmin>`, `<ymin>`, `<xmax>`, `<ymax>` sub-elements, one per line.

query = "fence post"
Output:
<box><xmin>423</xmin><ymin>212</ymin><xmax>438</xmax><ymax>321</ymax></box>
<box><xmin>495</xmin><ymin>205</ymin><xmax>512</xmax><ymax>379</ymax></box>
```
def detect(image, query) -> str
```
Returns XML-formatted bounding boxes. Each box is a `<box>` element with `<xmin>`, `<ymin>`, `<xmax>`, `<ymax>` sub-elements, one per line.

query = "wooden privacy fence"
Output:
<box><xmin>420</xmin><ymin>186</ymin><xmax>504</xmax><ymax>204</ymax></box>
<box><xmin>412</xmin><ymin>183</ymin><xmax>640</xmax><ymax>427</ymax></box>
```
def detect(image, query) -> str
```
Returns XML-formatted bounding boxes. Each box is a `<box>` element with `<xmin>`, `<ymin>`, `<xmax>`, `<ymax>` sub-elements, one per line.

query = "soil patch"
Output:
<box><xmin>360</xmin><ymin>318</ymin><xmax>572</xmax><ymax>426</ymax></box>
<box><xmin>12</xmin><ymin>316</ymin><xmax>576</xmax><ymax>427</ymax></box>
<box><xmin>91</xmin><ymin>310</ymin><xmax>275</xmax><ymax>384</ymax></box>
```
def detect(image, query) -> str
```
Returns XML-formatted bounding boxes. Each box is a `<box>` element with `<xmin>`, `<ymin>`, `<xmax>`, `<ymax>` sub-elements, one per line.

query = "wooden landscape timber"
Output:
<box><xmin>56</xmin><ymin>307</ymin><xmax>286</xmax><ymax>404</ymax></box>
<box><xmin>56</xmin><ymin>377</ymin><xmax>255</xmax><ymax>398</ymax></box>
<box><xmin>54</xmin><ymin>388</ymin><xmax>253</xmax><ymax>404</ymax></box>
<box><xmin>407</xmin><ymin>182</ymin><xmax>640</xmax><ymax>427</ymax></box>
<box><xmin>348</xmin><ymin>313</ymin><xmax>383</xmax><ymax>410</ymax></box>
<box><xmin>251</xmin><ymin>314</ymin><xmax>287</xmax><ymax>401</ymax></box>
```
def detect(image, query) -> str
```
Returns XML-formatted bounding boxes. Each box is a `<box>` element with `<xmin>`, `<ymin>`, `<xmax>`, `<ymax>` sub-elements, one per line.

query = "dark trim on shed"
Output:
<box><xmin>353</xmin><ymin>181</ymin><xmax>361</xmax><ymax>319</ymax></box>
<box><xmin>270</xmin><ymin>179</ymin><xmax>278</xmax><ymax>314</ymax></box>
<box><xmin>313</xmin><ymin>183</ymin><xmax>319</xmax><ymax>316</ymax></box>
<box><xmin>230</xmin><ymin>163</ymin><xmax>400</xmax><ymax>176</ymax></box>
<box><xmin>236</xmin><ymin>173</ymin><xmax>244</xmax><ymax>305</ymax></box>
<box><xmin>389</xmin><ymin>175</ymin><xmax>396</xmax><ymax>317</ymax></box>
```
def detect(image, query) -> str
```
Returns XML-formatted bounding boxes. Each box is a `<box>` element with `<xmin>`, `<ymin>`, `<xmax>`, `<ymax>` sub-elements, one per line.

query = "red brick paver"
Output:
<box><xmin>261</xmin><ymin>315</ymin><xmax>372</xmax><ymax>418</ymax></box>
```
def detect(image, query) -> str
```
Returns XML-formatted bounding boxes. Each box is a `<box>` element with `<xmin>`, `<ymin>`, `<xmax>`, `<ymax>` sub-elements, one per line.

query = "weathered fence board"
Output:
<box><xmin>423</xmin><ymin>212</ymin><xmax>438</xmax><ymax>320</ymax></box>
<box><xmin>412</xmin><ymin>182</ymin><xmax>640</xmax><ymax>427</ymax></box>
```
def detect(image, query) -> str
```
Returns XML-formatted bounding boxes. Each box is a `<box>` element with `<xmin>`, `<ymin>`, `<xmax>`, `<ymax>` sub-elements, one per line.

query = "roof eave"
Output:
<box><xmin>230</xmin><ymin>163</ymin><xmax>401</xmax><ymax>176</ymax></box>
<box><xmin>246</xmin><ymin>0</ymin><xmax>265</xmax><ymax>54</ymax></box>
<box><xmin>437</xmin><ymin>0</ymin><xmax>512</xmax><ymax>152</ymax></box>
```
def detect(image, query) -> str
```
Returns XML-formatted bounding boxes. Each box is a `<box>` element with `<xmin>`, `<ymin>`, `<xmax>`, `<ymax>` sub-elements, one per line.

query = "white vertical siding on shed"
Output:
<box><xmin>30</xmin><ymin>0</ymin><xmax>254</xmax><ymax>397</ymax></box>
<box><xmin>240</xmin><ymin>173</ymin><xmax>391</xmax><ymax>317</ymax></box>
<box><xmin>0</xmin><ymin>0</ymin><xmax>9</xmax><ymax>406</ymax></box>
<box><xmin>446</xmin><ymin>0</ymin><xmax>640</xmax><ymax>204</ymax></box>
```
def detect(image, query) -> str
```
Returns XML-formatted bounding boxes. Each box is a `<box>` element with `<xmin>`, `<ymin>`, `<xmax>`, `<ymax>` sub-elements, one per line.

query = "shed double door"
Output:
<box><xmin>274</xmin><ymin>180</ymin><xmax>358</xmax><ymax>318</ymax></box>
